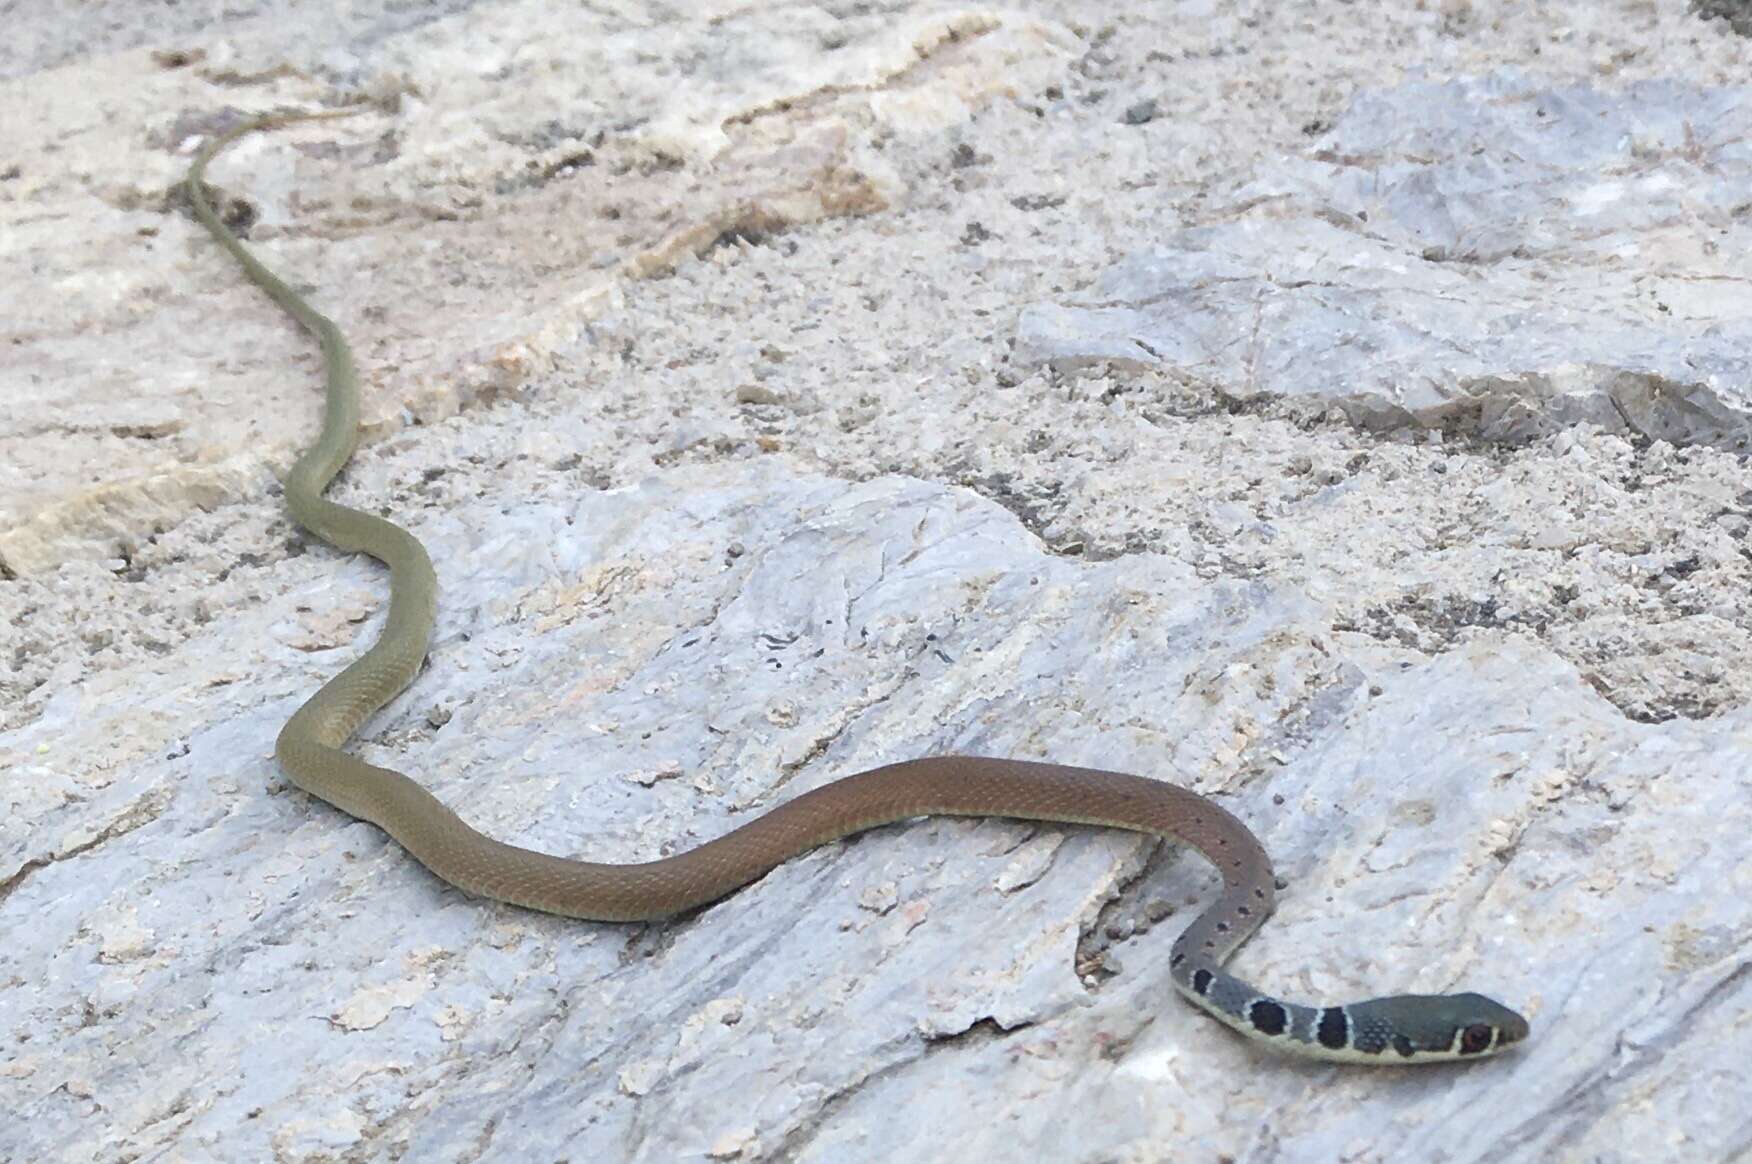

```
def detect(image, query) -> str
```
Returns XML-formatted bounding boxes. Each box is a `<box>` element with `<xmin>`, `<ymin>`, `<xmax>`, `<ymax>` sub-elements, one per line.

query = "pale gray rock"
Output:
<box><xmin>5</xmin><ymin>466</ymin><xmax>1750</xmax><ymax>1162</ymax></box>
<box><xmin>1018</xmin><ymin>74</ymin><xmax>1752</xmax><ymax>449</ymax></box>
<box><xmin>5</xmin><ymin>2</ymin><xmax>1752</xmax><ymax>1163</ymax></box>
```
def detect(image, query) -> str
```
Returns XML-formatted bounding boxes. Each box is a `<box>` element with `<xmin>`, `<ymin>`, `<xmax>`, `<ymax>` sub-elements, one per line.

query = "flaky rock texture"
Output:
<box><xmin>3</xmin><ymin>3</ymin><xmax>1749</xmax><ymax>1162</ymax></box>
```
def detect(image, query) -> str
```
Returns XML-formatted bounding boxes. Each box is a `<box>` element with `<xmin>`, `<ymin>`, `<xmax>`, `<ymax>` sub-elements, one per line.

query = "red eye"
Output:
<box><xmin>1460</xmin><ymin>1024</ymin><xmax>1493</xmax><ymax>1055</ymax></box>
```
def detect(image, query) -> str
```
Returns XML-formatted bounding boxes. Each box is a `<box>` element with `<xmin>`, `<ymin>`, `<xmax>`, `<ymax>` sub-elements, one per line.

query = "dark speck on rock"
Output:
<box><xmin>1122</xmin><ymin>99</ymin><xmax>1159</xmax><ymax>125</ymax></box>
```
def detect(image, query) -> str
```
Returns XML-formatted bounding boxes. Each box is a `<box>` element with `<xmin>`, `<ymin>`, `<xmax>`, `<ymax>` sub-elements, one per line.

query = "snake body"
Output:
<box><xmin>187</xmin><ymin>112</ymin><xmax>1529</xmax><ymax>1064</ymax></box>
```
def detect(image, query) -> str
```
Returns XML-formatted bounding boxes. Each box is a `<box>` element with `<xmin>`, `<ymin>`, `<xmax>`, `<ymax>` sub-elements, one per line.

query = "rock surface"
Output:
<box><xmin>4</xmin><ymin>3</ymin><xmax>1751</xmax><ymax>1162</ymax></box>
<box><xmin>1017</xmin><ymin>72</ymin><xmax>1752</xmax><ymax>447</ymax></box>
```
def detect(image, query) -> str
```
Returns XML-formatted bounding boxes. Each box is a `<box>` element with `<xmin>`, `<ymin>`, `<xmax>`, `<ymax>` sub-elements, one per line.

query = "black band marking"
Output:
<box><xmin>1191</xmin><ymin>969</ymin><xmax>1213</xmax><ymax>996</ymax></box>
<box><xmin>1316</xmin><ymin>1007</ymin><xmax>1349</xmax><ymax>1050</ymax></box>
<box><xmin>1248</xmin><ymin>999</ymin><xmax>1288</xmax><ymax>1037</ymax></box>
<box><xmin>1391</xmin><ymin>1034</ymin><xmax>1416</xmax><ymax>1058</ymax></box>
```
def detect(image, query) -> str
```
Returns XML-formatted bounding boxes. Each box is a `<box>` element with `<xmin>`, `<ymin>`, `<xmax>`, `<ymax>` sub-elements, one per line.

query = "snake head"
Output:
<box><xmin>1353</xmin><ymin>991</ymin><xmax>1530</xmax><ymax>1061</ymax></box>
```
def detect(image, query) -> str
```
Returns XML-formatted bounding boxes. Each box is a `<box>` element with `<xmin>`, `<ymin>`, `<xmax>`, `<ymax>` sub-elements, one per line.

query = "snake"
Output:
<box><xmin>186</xmin><ymin>110</ymin><xmax>1529</xmax><ymax>1064</ymax></box>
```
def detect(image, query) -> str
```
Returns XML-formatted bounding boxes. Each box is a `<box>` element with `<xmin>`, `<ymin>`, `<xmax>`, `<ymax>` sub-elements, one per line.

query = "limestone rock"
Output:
<box><xmin>4</xmin><ymin>4</ymin><xmax>1750</xmax><ymax>1163</ymax></box>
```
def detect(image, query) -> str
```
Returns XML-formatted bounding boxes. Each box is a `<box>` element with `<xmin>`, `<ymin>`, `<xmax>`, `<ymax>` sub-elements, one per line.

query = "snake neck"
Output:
<box><xmin>1167</xmin><ymin>884</ymin><xmax>1526</xmax><ymax>1063</ymax></box>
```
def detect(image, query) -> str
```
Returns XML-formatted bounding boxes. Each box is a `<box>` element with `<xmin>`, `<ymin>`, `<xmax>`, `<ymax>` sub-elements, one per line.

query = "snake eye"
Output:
<box><xmin>1459</xmin><ymin>1024</ymin><xmax>1494</xmax><ymax>1055</ymax></box>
